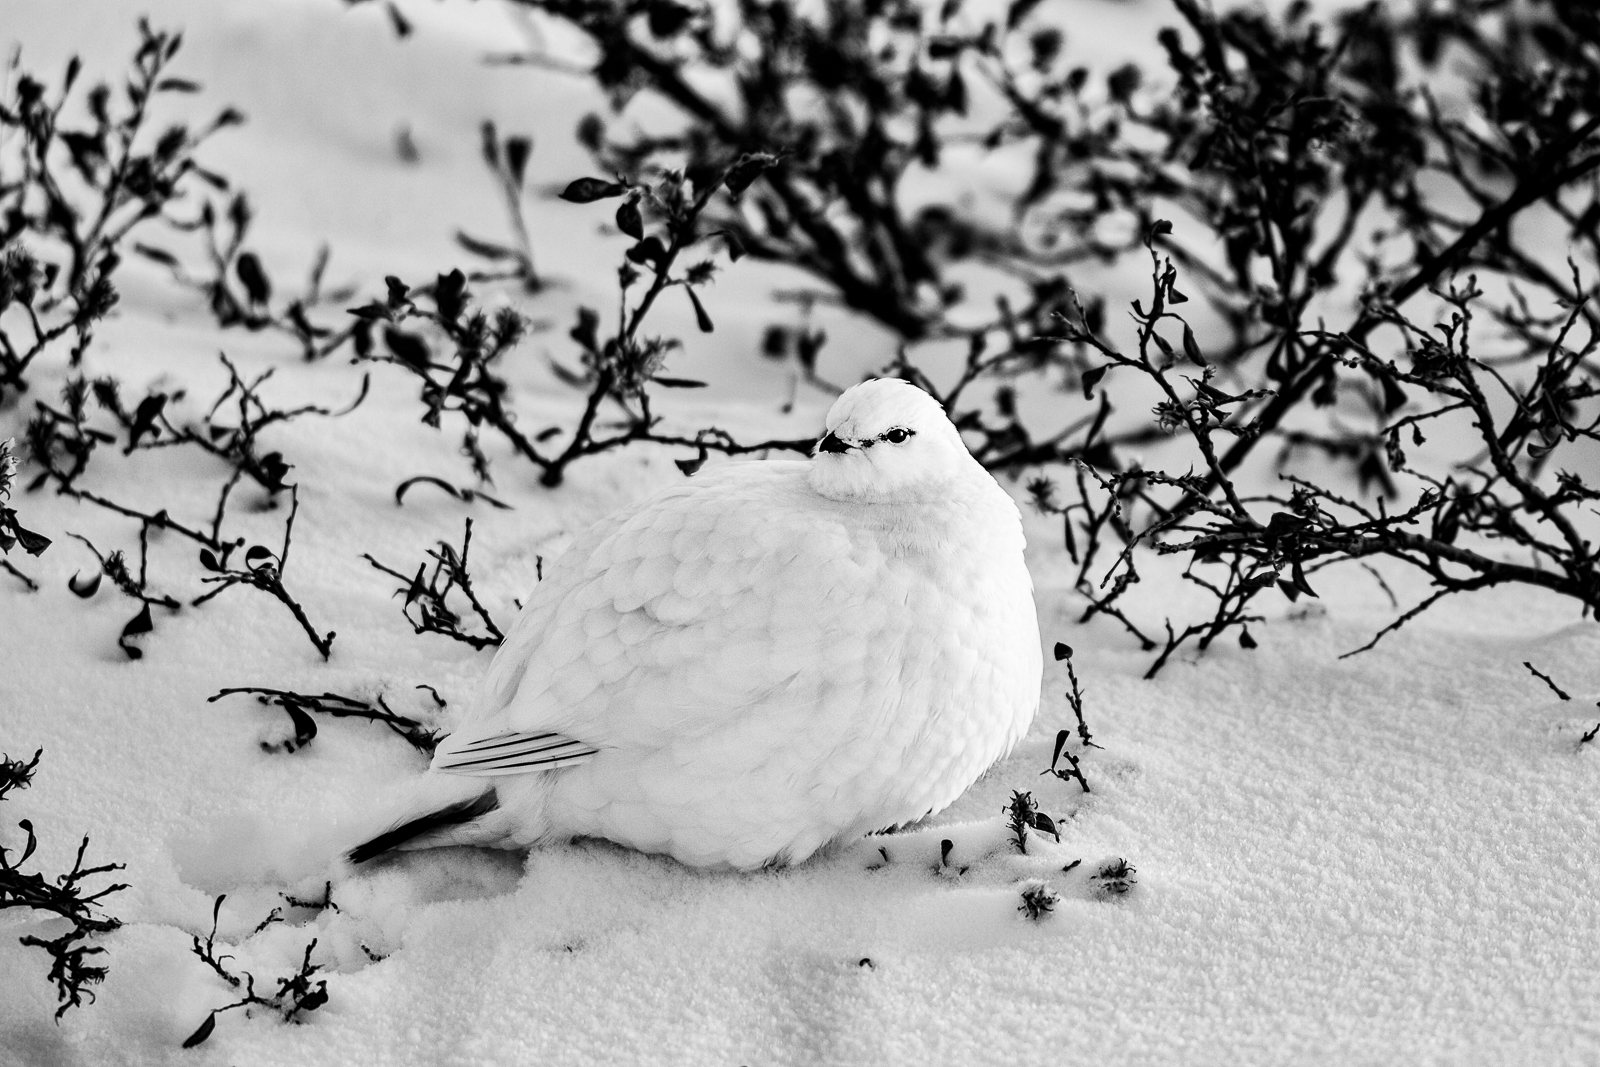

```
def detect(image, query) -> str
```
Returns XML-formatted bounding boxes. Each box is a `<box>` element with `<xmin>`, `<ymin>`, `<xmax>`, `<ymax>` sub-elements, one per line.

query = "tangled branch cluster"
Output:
<box><xmin>353</xmin><ymin>159</ymin><xmax>817</xmax><ymax>490</ymax></box>
<box><xmin>0</xmin><ymin>20</ymin><xmax>239</xmax><ymax>404</ymax></box>
<box><xmin>25</xmin><ymin>358</ymin><xmax>357</xmax><ymax>658</ymax></box>
<box><xmin>182</xmin><ymin>895</ymin><xmax>330</xmax><ymax>1049</ymax></box>
<box><xmin>0</xmin><ymin>749</ymin><xmax>128</xmax><ymax>1019</ymax></box>
<box><xmin>427</xmin><ymin>0</ymin><xmax>1600</xmax><ymax>669</ymax></box>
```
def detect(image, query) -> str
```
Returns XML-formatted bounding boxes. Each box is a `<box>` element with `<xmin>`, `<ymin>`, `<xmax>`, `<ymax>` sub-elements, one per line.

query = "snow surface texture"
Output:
<box><xmin>4</xmin><ymin>1</ymin><xmax>1600</xmax><ymax>1065</ymax></box>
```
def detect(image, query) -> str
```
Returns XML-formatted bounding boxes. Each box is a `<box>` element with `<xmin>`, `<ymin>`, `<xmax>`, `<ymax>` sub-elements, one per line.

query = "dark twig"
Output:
<box><xmin>1524</xmin><ymin>662</ymin><xmax>1572</xmax><ymax>701</ymax></box>
<box><xmin>193</xmin><ymin>486</ymin><xmax>335</xmax><ymax>659</ymax></box>
<box><xmin>209</xmin><ymin>687</ymin><xmax>441</xmax><ymax>755</ymax></box>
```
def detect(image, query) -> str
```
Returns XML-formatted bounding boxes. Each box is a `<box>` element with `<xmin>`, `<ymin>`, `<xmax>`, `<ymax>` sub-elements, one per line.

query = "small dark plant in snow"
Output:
<box><xmin>0</xmin><ymin>749</ymin><xmax>128</xmax><ymax>1019</ymax></box>
<box><xmin>1006</xmin><ymin>790</ymin><xmax>1036</xmax><ymax>854</ymax></box>
<box><xmin>1054</xmin><ymin>643</ymin><xmax>1098</xmax><ymax>751</ymax></box>
<box><xmin>363</xmin><ymin>517</ymin><xmax>506</xmax><ymax>650</ymax></box>
<box><xmin>193</xmin><ymin>485</ymin><xmax>335</xmax><ymax>659</ymax></box>
<box><xmin>1005</xmin><ymin>789</ymin><xmax>1059</xmax><ymax>855</ymax></box>
<box><xmin>1042</xmin><ymin>728</ymin><xmax>1091</xmax><ymax>797</ymax></box>
<box><xmin>1040</xmin><ymin>642</ymin><xmax>1096</xmax><ymax>794</ymax></box>
<box><xmin>1017</xmin><ymin>880</ymin><xmax>1059</xmax><ymax>921</ymax></box>
<box><xmin>183</xmin><ymin>895</ymin><xmax>329</xmax><ymax>1049</ymax></box>
<box><xmin>209</xmin><ymin>686</ymin><xmax>443</xmax><ymax>756</ymax></box>
<box><xmin>1092</xmin><ymin>858</ymin><xmax>1137</xmax><ymax>899</ymax></box>
<box><xmin>66</xmin><ymin>530</ymin><xmax>180</xmax><ymax>659</ymax></box>
<box><xmin>935</xmin><ymin>838</ymin><xmax>969</xmax><ymax>879</ymax></box>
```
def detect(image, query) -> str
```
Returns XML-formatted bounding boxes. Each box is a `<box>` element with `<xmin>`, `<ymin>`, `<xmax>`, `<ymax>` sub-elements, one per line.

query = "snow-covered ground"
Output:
<box><xmin>4</xmin><ymin>2</ymin><xmax>1600</xmax><ymax>1065</ymax></box>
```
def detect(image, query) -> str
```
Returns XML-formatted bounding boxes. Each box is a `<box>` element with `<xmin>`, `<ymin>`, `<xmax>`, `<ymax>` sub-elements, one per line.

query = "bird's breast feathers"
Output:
<box><xmin>455</xmin><ymin>459</ymin><xmax>1038</xmax><ymax>766</ymax></box>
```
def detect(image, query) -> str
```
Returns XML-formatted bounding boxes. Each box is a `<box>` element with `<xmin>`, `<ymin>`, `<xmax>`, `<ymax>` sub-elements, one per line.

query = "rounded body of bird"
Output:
<box><xmin>358</xmin><ymin>380</ymin><xmax>1043</xmax><ymax>871</ymax></box>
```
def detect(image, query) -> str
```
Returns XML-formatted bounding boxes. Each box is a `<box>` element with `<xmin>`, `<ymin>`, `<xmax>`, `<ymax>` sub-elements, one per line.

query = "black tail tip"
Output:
<box><xmin>347</xmin><ymin>790</ymin><xmax>498</xmax><ymax>865</ymax></box>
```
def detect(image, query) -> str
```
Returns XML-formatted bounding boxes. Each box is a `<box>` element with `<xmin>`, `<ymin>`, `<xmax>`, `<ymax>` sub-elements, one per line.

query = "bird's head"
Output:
<box><xmin>808</xmin><ymin>378</ymin><xmax>975</xmax><ymax>503</ymax></box>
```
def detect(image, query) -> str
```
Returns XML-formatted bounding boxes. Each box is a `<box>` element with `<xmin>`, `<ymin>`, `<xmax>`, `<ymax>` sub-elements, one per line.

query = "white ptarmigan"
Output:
<box><xmin>350</xmin><ymin>378</ymin><xmax>1042</xmax><ymax>870</ymax></box>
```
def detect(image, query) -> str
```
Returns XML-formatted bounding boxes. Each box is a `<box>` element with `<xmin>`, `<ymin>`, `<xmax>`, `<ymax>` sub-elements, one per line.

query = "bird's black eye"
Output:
<box><xmin>882</xmin><ymin>427</ymin><xmax>912</xmax><ymax>444</ymax></box>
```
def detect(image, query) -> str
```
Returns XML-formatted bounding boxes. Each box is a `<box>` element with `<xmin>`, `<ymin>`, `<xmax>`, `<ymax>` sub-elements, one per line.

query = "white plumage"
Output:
<box><xmin>353</xmin><ymin>378</ymin><xmax>1042</xmax><ymax>870</ymax></box>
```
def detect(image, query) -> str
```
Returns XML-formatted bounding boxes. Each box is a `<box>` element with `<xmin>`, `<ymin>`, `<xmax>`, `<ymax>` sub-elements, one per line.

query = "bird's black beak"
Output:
<box><xmin>817</xmin><ymin>431</ymin><xmax>851</xmax><ymax>454</ymax></box>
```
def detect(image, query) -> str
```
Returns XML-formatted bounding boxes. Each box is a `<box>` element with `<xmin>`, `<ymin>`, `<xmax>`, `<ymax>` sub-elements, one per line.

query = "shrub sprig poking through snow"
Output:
<box><xmin>935</xmin><ymin>838</ymin><xmax>968</xmax><ymax>879</ymax></box>
<box><xmin>0</xmin><ymin>749</ymin><xmax>128</xmax><ymax>1019</ymax></box>
<box><xmin>183</xmin><ymin>895</ymin><xmax>330</xmax><ymax>1050</ymax></box>
<box><xmin>1042</xmin><ymin>730</ymin><xmax>1090</xmax><ymax>797</ymax></box>
<box><xmin>363</xmin><ymin>517</ymin><xmax>506</xmax><ymax>651</ymax></box>
<box><xmin>192</xmin><ymin>485</ymin><xmax>336</xmax><ymax>660</ymax></box>
<box><xmin>1056</xmin><ymin>643</ymin><xmax>1098</xmax><ymax>751</ymax></box>
<box><xmin>1092</xmin><ymin>859</ymin><xmax>1137</xmax><ymax>899</ymax></box>
<box><xmin>0</xmin><ymin>749</ymin><xmax>40</xmax><ymax>801</ymax></box>
<box><xmin>64</xmin><ymin>530</ymin><xmax>181</xmax><ymax>660</ymax></box>
<box><xmin>1005</xmin><ymin>790</ymin><xmax>1060</xmax><ymax>855</ymax></box>
<box><xmin>1040</xmin><ymin>643</ymin><xmax>1095</xmax><ymax>794</ymax></box>
<box><xmin>1017</xmin><ymin>881</ymin><xmax>1060</xmax><ymax>921</ymax></box>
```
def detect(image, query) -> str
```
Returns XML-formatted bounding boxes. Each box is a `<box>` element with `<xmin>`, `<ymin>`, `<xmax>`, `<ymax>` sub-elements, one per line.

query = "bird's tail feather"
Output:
<box><xmin>347</xmin><ymin>789</ymin><xmax>499</xmax><ymax>864</ymax></box>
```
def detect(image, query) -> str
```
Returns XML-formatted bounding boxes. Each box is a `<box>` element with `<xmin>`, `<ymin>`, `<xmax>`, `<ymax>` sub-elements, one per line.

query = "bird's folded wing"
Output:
<box><xmin>431</xmin><ymin>729</ymin><xmax>598</xmax><ymax>777</ymax></box>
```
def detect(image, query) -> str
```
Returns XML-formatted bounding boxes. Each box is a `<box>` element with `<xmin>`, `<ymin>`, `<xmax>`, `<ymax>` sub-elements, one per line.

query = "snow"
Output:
<box><xmin>5</xmin><ymin>1</ymin><xmax>1600</xmax><ymax>1065</ymax></box>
